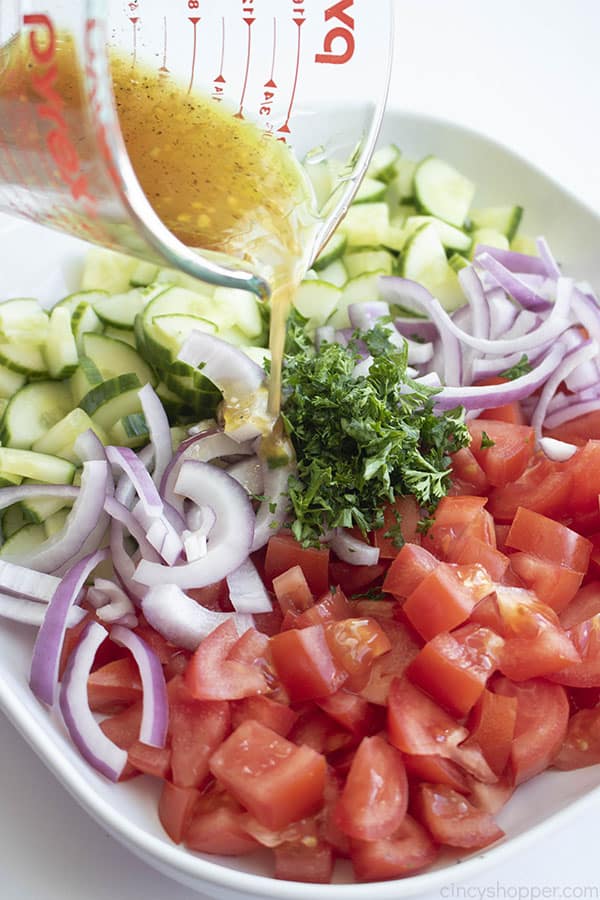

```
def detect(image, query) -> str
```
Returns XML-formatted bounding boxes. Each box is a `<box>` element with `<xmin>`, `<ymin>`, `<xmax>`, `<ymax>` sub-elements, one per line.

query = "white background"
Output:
<box><xmin>1</xmin><ymin>1</ymin><xmax>600</xmax><ymax>897</ymax></box>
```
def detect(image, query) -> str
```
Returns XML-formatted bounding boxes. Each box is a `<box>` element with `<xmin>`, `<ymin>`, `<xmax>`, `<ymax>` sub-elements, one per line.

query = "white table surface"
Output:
<box><xmin>2</xmin><ymin>1</ymin><xmax>600</xmax><ymax>897</ymax></box>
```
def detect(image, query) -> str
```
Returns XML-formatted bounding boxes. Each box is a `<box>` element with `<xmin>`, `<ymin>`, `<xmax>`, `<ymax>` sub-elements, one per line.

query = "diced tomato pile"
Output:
<box><xmin>63</xmin><ymin>420</ymin><xmax>600</xmax><ymax>884</ymax></box>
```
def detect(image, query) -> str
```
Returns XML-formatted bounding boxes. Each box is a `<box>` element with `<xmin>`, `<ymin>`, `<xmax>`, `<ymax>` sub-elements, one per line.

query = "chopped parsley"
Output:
<box><xmin>279</xmin><ymin>322</ymin><xmax>469</xmax><ymax>547</ymax></box>
<box><xmin>479</xmin><ymin>430</ymin><xmax>495</xmax><ymax>449</ymax></box>
<box><xmin>499</xmin><ymin>354</ymin><xmax>532</xmax><ymax>380</ymax></box>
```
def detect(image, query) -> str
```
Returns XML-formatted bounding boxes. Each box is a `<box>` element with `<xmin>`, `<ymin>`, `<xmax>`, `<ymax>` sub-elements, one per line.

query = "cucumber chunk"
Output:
<box><xmin>0</xmin><ymin>341</ymin><xmax>47</xmax><ymax>377</ymax></box>
<box><xmin>344</xmin><ymin>249</ymin><xmax>395</xmax><ymax>279</ymax></box>
<box><xmin>0</xmin><ymin>523</ymin><xmax>47</xmax><ymax>559</ymax></box>
<box><xmin>367</xmin><ymin>144</ymin><xmax>402</xmax><ymax>183</ymax></box>
<box><xmin>2</xmin><ymin>505</ymin><xmax>27</xmax><ymax>540</ymax></box>
<box><xmin>44</xmin><ymin>306</ymin><xmax>79</xmax><ymax>379</ymax></box>
<box><xmin>0</xmin><ymin>448</ymin><xmax>76</xmax><ymax>483</ymax></box>
<box><xmin>55</xmin><ymin>290</ymin><xmax>109</xmax><ymax>314</ymax></box>
<box><xmin>401</xmin><ymin>223</ymin><xmax>464</xmax><ymax>311</ymax></box>
<box><xmin>313</xmin><ymin>232</ymin><xmax>347</xmax><ymax>271</ymax></box>
<box><xmin>70</xmin><ymin>356</ymin><xmax>104</xmax><ymax>405</ymax></box>
<box><xmin>93</xmin><ymin>288</ymin><xmax>150</xmax><ymax>329</ymax></box>
<box><xmin>81</xmin><ymin>248</ymin><xmax>140</xmax><ymax>293</ymax></box>
<box><xmin>340</xmin><ymin>202</ymin><xmax>390</xmax><ymax>247</ymax></box>
<box><xmin>0</xmin><ymin>299</ymin><xmax>49</xmax><ymax>345</ymax></box>
<box><xmin>316</xmin><ymin>259</ymin><xmax>348</xmax><ymax>288</ymax></box>
<box><xmin>82</xmin><ymin>332</ymin><xmax>156</xmax><ymax>387</ymax></box>
<box><xmin>328</xmin><ymin>272</ymin><xmax>384</xmax><ymax>329</ymax></box>
<box><xmin>110</xmin><ymin>413</ymin><xmax>150</xmax><ymax>448</ymax></box>
<box><xmin>470</xmin><ymin>228</ymin><xmax>510</xmax><ymax>257</ymax></box>
<box><xmin>32</xmin><ymin>408</ymin><xmax>108</xmax><ymax>463</ymax></box>
<box><xmin>353</xmin><ymin>177</ymin><xmax>387</xmax><ymax>204</ymax></box>
<box><xmin>293</xmin><ymin>281</ymin><xmax>342</xmax><ymax>329</ymax></box>
<box><xmin>0</xmin><ymin>364</ymin><xmax>25</xmax><ymax>398</ymax></box>
<box><xmin>79</xmin><ymin>373</ymin><xmax>142</xmax><ymax>429</ymax></box>
<box><xmin>414</xmin><ymin>156</ymin><xmax>475</xmax><ymax>227</ymax></box>
<box><xmin>44</xmin><ymin>509</ymin><xmax>70</xmax><ymax>537</ymax></box>
<box><xmin>0</xmin><ymin>381</ymin><xmax>74</xmax><ymax>449</ymax></box>
<box><xmin>71</xmin><ymin>302</ymin><xmax>103</xmax><ymax>347</ymax></box>
<box><xmin>404</xmin><ymin>215</ymin><xmax>472</xmax><ymax>253</ymax></box>
<box><xmin>22</xmin><ymin>485</ymin><xmax>74</xmax><ymax>525</ymax></box>
<box><xmin>470</xmin><ymin>205</ymin><xmax>523</xmax><ymax>241</ymax></box>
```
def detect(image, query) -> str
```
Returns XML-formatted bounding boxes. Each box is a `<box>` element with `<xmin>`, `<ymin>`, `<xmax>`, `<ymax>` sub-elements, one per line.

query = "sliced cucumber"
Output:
<box><xmin>511</xmin><ymin>234</ymin><xmax>538</xmax><ymax>256</ymax></box>
<box><xmin>0</xmin><ymin>381</ymin><xmax>73</xmax><ymax>449</ymax></box>
<box><xmin>293</xmin><ymin>280</ymin><xmax>342</xmax><ymax>329</ymax></box>
<box><xmin>0</xmin><ymin>364</ymin><xmax>25</xmax><ymax>398</ymax></box>
<box><xmin>79</xmin><ymin>373</ymin><xmax>142</xmax><ymax>429</ymax></box>
<box><xmin>44</xmin><ymin>508</ymin><xmax>70</xmax><ymax>538</ymax></box>
<box><xmin>344</xmin><ymin>249</ymin><xmax>395</xmax><ymax>279</ymax></box>
<box><xmin>103</xmin><ymin>326</ymin><xmax>138</xmax><ymax>347</ymax></box>
<box><xmin>32</xmin><ymin>408</ymin><xmax>108</xmax><ymax>463</ymax></box>
<box><xmin>0</xmin><ymin>523</ymin><xmax>47</xmax><ymax>559</ymax></box>
<box><xmin>353</xmin><ymin>176</ymin><xmax>387</xmax><ymax>204</ymax></box>
<box><xmin>401</xmin><ymin>223</ymin><xmax>464</xmax><ymax>311</ymax></box>
<box><xmin>2</xmin><ymin>505</ymin><xmax>27</xmax><ymax>540</ymax></box>
<box><xmin>449</xmin><ymin>252</ymin><xmax>470</xmax><ymax>273</ymax></box>
<box><xmin>70</xmin><ymin>356</ymin><xmax>104</xmax><ymax>405</ymax></box>
<box><xmin>303</xmin><ymin>157</ymin><xmax>334</xmax><ymax>210</ymax></box>
<box><xmin>71</xmin><ymin>302</ymin><xmax>103</xmax><ymax>348</ymax></box>
<box><xmin>153</xmin><ymin>314</ymin><xmax>217</xmax><ymax>357</ymax></box>
<box><xmin>81</xmin><ymin>248</ymin><xmax>140</xmax><ymax>293</ymax></box>
<box><xmin>470</xmin><ymin>205</ymin><xmax>523</xmax><ymax>241</ymax></box>
<box><xmin>382</xmin><ymin>224</ymin><xmax>409</xmax><ymax>253</ymax></box>
<box><xmin>22</xmin><ymin>485</ymin><xmax>73</xmax><ymax>525</ymax></box>
<box><xmin>82</xmin><ymin>332</ymin><xmax>156</xmax><ymax>387</ymax></box>
<box><xmin>404</xmin><ymin>215</ymin><xmax>472</xmax><ymax>253</ymax></box>
<box><xmin>93</xmin><ymin>287</ymin><xmax>150</xmax><ymax>329</ymax></box>
<box><xmin>110</xmin><ymin>413</ymin><xmax>149</xmax><ymax>448</ymax></box>
<box><xmin>340</xmin><ymin>202</ymin><xmax>390</xmax><ymax>247</ymax></box>
<box><xmin>212</xmin><ymin>287</ymin><xmax>263</xmax><ymax>338</ymax></box>
<box><xmin>44</xmin><ymin>306</ymin><xmax>79</xmax><ymax>379</ymax></box>
<box><xmin>367</xmin><ymin>144</ymin><xmax>402</xmax><ymax>183</ymax></box>
<box><xmin>129</xmin><ymin>261</ymin><xmax>160</xmax><ymax>287</ymax></box>
<box><xmin>386</xmin><ymin>159</ymin><xmax>418</xmax><ymax>204</ymax></box>
<box><xmin>0</xmin><ymin>448</ymin><xmax>76</xmax><ymax>483</ymax></box>
<box><xmin>55</xmin><ymin>290</ymin><xmax>109</xmax><ymax>314</ymax></box>
<box><xmin>0</xmin><ymin>299</ymin><xmax>49</xmax><ymax>345</ymax></box>
<box><xmin>140</xmin><ymin>285</ymin><xmax>218</xmax><ymax>368</ymax></box>
<box><xmin>414</xmin><ymin>156</ymin><xmax>475</xmax><ymax>227</ymax></box>
<box><xmin>0</xmin><ymin>471</ymin><xmax>23</xmax><ymax>488</ymax></box>
<box><xmin>328</xmin><ymin>272</ymin><xmax>384</xmax><ymax>329</ymax></box>
<box><xmin>316</xmin><ymin>259</ymin><xmax>347</xmax><ymax>288</ymax></box>
<box><xmin>313</xmin><ymin>232</ymin><xmax>347</xmax><ymax>271</ymax></box>
<box><xmin>470</xmin><ymin>228</ymin><xmax>510</xmax><ymax>257</ymax></box>
<box><xmin>0</xmin><ymin>341</ymin><xmax>47</xmax><ymax>377</ymax></box>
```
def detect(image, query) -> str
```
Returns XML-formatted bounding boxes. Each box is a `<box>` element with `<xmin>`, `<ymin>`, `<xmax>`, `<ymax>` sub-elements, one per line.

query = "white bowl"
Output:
<box><xmin>1</xmin><ymin>110</ymin><xmax>600</xmax><ymax>899</ymax></box>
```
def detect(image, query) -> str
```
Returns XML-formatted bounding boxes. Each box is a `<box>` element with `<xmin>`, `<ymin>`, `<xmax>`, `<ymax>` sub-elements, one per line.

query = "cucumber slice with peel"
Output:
<box><xmin>316</xmin><ymin>259</ymin><xmax>347</xmax><ymax>288</ymax></box>
<box><xmin>79</xmin><ymin>373</ymin><xmax>142</xmax><ymax>429</ymax></box>
<box><xmin>353</xmin><ymin>177</ymin><xmax>387</xmax><ymax>204</ymax></box>
<box><xmin>110</xmin><ymin>413</ymin><xmax>149</xmax><ymax>448</ymax></box>
<box><xmin>328</xmin><ymin>271</ymin><xmax>384</xmax><ymax>329</ymax></box>
<box><xmin>0</xmin><ymin>299</ymin><xmax>49</xmax><ymax>345</ymax></box>
<box><xmin>470</xmin><ymin>228</ymin><xmax>510</xmax><ymax>258</ymax></box>
<box><xmin>367</xmin><ymin>144</ymin><xmax>402</xmax><ymax>183</ymax></box>
<box><xmin>340</xmin><ymin>202</ymin><xmax>390</xmax><ymax>247</ymax></box>
<box><xmin>32</xmin><ymin>408</ymin><xmax>108</xmax><ymax>463</ymax></box>
<box><xmin>44</xmin><ymin>306</ymin><xmax>79</xmax><ymax>379</ymax></box>
<box><xmin>401</xmin><ymin>223</ymin><xmax>464</xmax><ymax>311</ymax></box>
<box><xmin>414</xmin><ymin>156</ymin><xmax>475</xmax><ymax>227</ymax></box>
<box><xmin>2</xmin><ymin>504</ymin><xmax>27</xmax><ymax>539</ymax></box>
<box><xmin>0</xmin><ymin>448</ymin><xmax>76</xmax><ymax>483</ymax></box>
<box><xmin>81</xmin><ymin>248</ymin><xmax>139</xmax><ymax>293</ymax></box>
<box><xmin>293</xmin><ymin>281</ymin><xmax>342</xmax><ymax>329</ymax></box>
<box><xmin>0</xmin><ymin>381</ymin><xmax>74</xmax><ymax>449</ymax></box>
<box><xmin>344</xmin><ymin>249</ymin><xmax>395</xmax><ymax>279</ymax></box>
<box><xmin>313</xmin><ymin>232</ymin><xmax>347</xmax><ymax>271</ymax></box>
<box><xmin>0</xmin><ymin>364</ymin><xmax>25</xmax><ymax>398</ymax></box>
<box><xmin>0</xmin><ymin>523</ymin><xmax>47</xmax><ymax>559</ymax></box>
<box><xmin>404</xmin><ymin>215</ymin><xmax>472</xmax><ymax>253</ymax></box>
<box><xmin>82</xmin><ymin>332</ymin><xmax>156</xmax><ymax>387</ymax></box>
<box><xmin>470</xmin><ymin>206</ymin><xmax>523</xmax><ymax>241</ymax></box>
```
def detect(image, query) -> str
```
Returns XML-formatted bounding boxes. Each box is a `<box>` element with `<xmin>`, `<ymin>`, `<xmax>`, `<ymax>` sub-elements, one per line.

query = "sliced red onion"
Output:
<box><xmin>405</xmin><ymin>337</ymin><xmax>434</xmax><ymax>366</ymax></box>
<box><xmin>334</xmin><ymin>328</ymin><xmax>351</xmax><ymax>348</ymax></box>
<box><xmin>380</xmin><ymin>277</ymin><xmax>572</xmax><ymax>356</ymax></box>
<box><xmin>182</xmin><ymin>529</ymin><xmax>207</xmax><ymax>561</ymax></box>
<box><xmin>30</xmin><ymin>547</ymin><xmax>109</xmax><ymax>706</ymax></box>
<box><xmin>544</xmin><ymin>396</ymin><xmax>600</xmax><ymax>429</ymax></box>
<box><xmin>315</xmin><ymin>325</ymin><xmax>335</xmax><ymax>350</ymax></box>
<box><xmin>227</xmin><ymin>457</ymin><xmax>264</xmax><ymax>497</ymax></box>
<box><xmin>0</xmin><ymin>483</ymin><xmax>79</xmax><ymax>512</ymax></box>
<box><xmin>459</xmin><ymin>267</ymin><xmax>490</xmax><ymax>339</ymax></box>
<box><xmin>226</xmin><ymin>557</ymin><xmax>272</xmax><ymax>614</ymax></box>
<box><xmin>138</xmin><ymin>384</ymin><xmax>172</xmax><ymax>488</ymax></box>
<box><xmin>0</xmin><ymin>461</ymin><xmax>109</xmax><ymax>574</ymax></box>
<box><xmin>0</xmin><ymin>560</ymin><xmax>60</xmax><ymax>603</ymax></box>
<box><xmin>434</xmin><ymin>342</ymin><xmax>566</xmax><ymax>411</ymax></box>
<box><xmin>471</xmin><ymin>341</ymin><xmax>551</xmax><ymax>380</ymax></box>
<box><xmin>115</xmin><ymin>444</ymin><xmax>154</xmax><ymax>508</ymax></box>
<box><xmin>178</xmin><ymin>330</ymin><xmax>265</xmax><ymax>395</ymax></box>
<box><xmin>565</xmin><ymin>358</ymin><xmax>600</xmax><ymax>393</ymax></box>
<box><xmin>503</xmin><ymin>310</ymin><xmax>543</xmax><ymax>340</ymax></box>
<box><xmin>487</xmin><ymin>289</ymin><xmax>518</xmax><ymax>339</ymax></box>
<box><xmin>531</xmin><ymin>340</ymin><xmax>599</xmax><ymax>437</ymax></box>
<box><xmin>475</xmin><ymin>252</ymin><xmax>551</xmax><ymax>312</ymax></box>
<box><xmin>107</xmin><ymin>446</ymin><xmax>163</xmax><ymax>518</ymax></box>
<box><xmin>539</xmin><ymin>437</ymin><xmax>577</xmax><ymax>462</ymax></box>
<box><xmin>251</xmin><ymin>461</ymin><xmax>292</xmax><ymax>552</ymax></box>
<box><xmin>110</xmin><ymin>624</ymin><xmax>168</xmax><ymax>748</ymax></box>
<box><xmin>135</xmin><ymin>460</ymin><xmax>255</xmax><ymax>588</ymax></box>
<box><xmin>133</xmin><ymin>502</ymin><xmax>183</xmax><ymax>566</ymax></box>
<box><xmin>394</xmin><ymin>317</ymin><xmax>438</xmax><ymax>343</ymax></box>
<box><xmin>330</xmin><ymin>529</ymin><xmax>380</xmax><ymax>566</ymax></box>
<box><xmin>59</xmin><ymin>620</ymin><xmax>127</xmax><ymax>782</ymax></box>
<box><xmin>473</xmin><ymin>244</ymin><xmax>548</xmax><ymax>276</ymax></box>
<box><xmin>0</xmin><ymin>592</ymin><xmax>86</xmax><ymax>627</ymax></box>
<box><xmin>571</xmin><ymin>286</ymin><xmax>600</xmax><ymax>346</ymax></box>
<box><xmin>536</xmin><ymin>236</ymin><xmax>562</xmax><ymax>279</ymax></box>
<box><xmin>88</xmin><ymin>578</ymin><xmax>137</xmax><ymax>626</ymax></box>
<box><xmin>104</xmin><ymin>496</ymin><xmax>161</xmax><ymax>563</ymax></box>
<box><xmin>110</xmin><ymin>520</ymin><xmax>146</xmax><ymax>604</ymax></box>
<box><xmin>187</xmin><ymin>504</ymin><xmax>217</xmax><ymax>535</ymax></box>
<box><xmin>348</xmin><ymin>301</ymin><xmax>391</xmax><ymax>331</ymax></box>
<box><xmin>74</xmin><ymin>428</ymin><xmax>107</xmax><ymax>462</ymax></box>
<box><xmin>142</xmin><ymin>583</ymin><xmax>253</xmax><ymax>650</ymax></box>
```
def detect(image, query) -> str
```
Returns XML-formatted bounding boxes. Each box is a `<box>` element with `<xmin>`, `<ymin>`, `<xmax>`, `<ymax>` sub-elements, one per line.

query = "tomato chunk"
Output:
<box><xmin>450</xmin><ymin>447</ymin><xmax>489</xmax><ymax>495</ymax></box>
<box><xmin>350</xmin><ymin>815</ymin><xmax>438</xmax><ymax>882</ymax></box>
<box><xmin>270</xmin><ymin>624</ymin><xmax>347</xmax><ymax>701</ymax></box>
<box><xmin>560</xmin><ymin>582</ymin><xmax>600</xmax><ymax>629</ymax></box>
<box><xmin>158</xmin><ymin>781</ymin><xmax>199</xmax><ymax>844</ymax></box>
<box><xmin>87</xmin><ymin>656</ymin><xmax>142</xmax><ymax>713</ymax></box>
<box><xmin>494</xmin><ymin>677</ymin><xmax>569</xmax><ymax>784</ymax></box>
<box><xmin>272</xmin><ymin>565</ymin><xmax>314</xmax><ymax>614</ymax></box>
<box><xmin>488</xmin><ymin>456</ymin><xmax>572</xmax><ymax>522</ymax></box>
<box><xmin>274</xmin><ymin>842</ymin><xmax>333</xmax><ymax>883</ymax></box>
<box><xmin>328</xmin><ymin>561</ymin><xmax>387</xmax><ymax>598</ymax></box>
<box><xmin>127</xmin><ymin>741</ymin><xmax>171</xmax><ymax>779</ymax></box>
<box><xmin>406</xmin><ymin>625</ymin><xmax>504</xmax><ymax>717</ymax></box>
<box><xmin>230</xmin><ymin>695</ymin><xmax>298</xmax><ymax>737</ymax></box>
<box><xmin>294</xmin><ymin>586</ymin><xmax>352</xmax><ymax>628</ymax></box>
<box><xmin>372</xmin><ymin>495</ymin><xmax>420</xmax><ymax>558</ymax></box>
<box><xmin>549</xmin><ymin>614</ymin><xmax>600</xmax><ymax>688</ymax></box>
<box><xmin>413</xmin><ymin>783</ymin><xmax>504</xmax><ymax>849</ymax></box>
<box><xmin>184</xmin><ymin>795</ymin><xmax>259</xmax><ymax>856</ymax></box>
<box><xmin>506</xmin><ymin>507</ymin><xmax>592</xmax><ymax>572</ymax></box>
<box><xmin>168</xmin><ymin>675</ymin><xmax>231</xmax><ymax>789</ymax></box>
<box><xmin>509</xmin><ymin>552</ymin><xmax>584</xmax><ymax>615</ymax></box>
<box><xmin>209</xmin><ymin>720</ymin><xmax>326</xmax><ymax>830</ymax></box>
<box><xmin>422</xmin><ymin>496</ymin><xmax>490</xmax><ymax>559</ymax></box>
<box><xmin>468</xmin><ymin>419</ymin><xmax>535</xmax><ymax>488</ymax></box>
<box><xmin>403</xmin><ymin>563</ymin><xmax>479</xmax><ymax>640</ymax></box>
<box><xmin>358</xmin><ymin>618</ymin><xmax>420</xmax><ymax>705</ymax></box>
<box><xmin>552</xmin><ymin>708</ymin><xmax>600</xmax><ymax>770</ymax></box>
<box><xmin>466</xmin><ymin>689</ymin><xmax>517</xmax><ymax>776</ymax></box>
<box><xmin>403</xmin><ymin>754</ymin><xmax>469</xmax><ymax>793</ymax></box>
<box><xmin>382</xmin><ymin>543</ymin><xmax>438</xmax><ymax>599</ymax></box>
<box><xmin>326</xmin><ymin>617</ymin><xmax>391</xmax><ymax>692</ymax></box>
<box><xmin>265</xmin><ymin>533</ymin><xmax>330</xmax><ymax>596</ymax></box>
<box><xmin>334</xmin><ymin>735</ymin><xmax>408</xmax><ymax>841</ymax></box>
<box><xmin>562</xmin><ymin>441</ymin><xmax>600</xmax><ymax>515</ymax></box>
<box><xmin>315</xmin><ymin>689</ymin><xmax>379</xmax><ymax>737</ymax></box>
<box><xmin>185</xmin><ymin>619</ymin><xmax>268</xmax><ymax>701</ymax></box>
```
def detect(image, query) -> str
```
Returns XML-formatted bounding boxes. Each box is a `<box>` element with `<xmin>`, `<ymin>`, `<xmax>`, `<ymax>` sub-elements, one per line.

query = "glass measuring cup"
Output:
<box><xmin>0</xmin><ymin>0</ymin><xmax>393</xmax><ymax>298</ymax></box>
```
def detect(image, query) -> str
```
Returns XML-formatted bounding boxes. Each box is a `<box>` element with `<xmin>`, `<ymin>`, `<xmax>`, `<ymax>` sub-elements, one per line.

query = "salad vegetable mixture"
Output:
<box><xmin>2</xmin><ymin>147</ymin><xmax>600</xmax><ymax>884</ymax></box>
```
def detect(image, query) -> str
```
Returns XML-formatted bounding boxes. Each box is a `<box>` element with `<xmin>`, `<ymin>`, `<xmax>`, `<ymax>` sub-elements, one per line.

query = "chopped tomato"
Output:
<box><xmin>358</xmin><ymin>617</ymin><xmax>421</xmax><ymax>705</ymax></box>
<box><xmin>350</xmin><ymin>815</ymin><xmax>438</xmax><ymax>882</ymax></box>
<box><xmin>406</xmin><ymin>625</ymin><xmax>504</xmax><ymax>717</ymax></box>
<box><xmin>488</xmin><ymin>456</ymin><xmax>572</xmax><ymax>522</ymax></box>
<box><xmin>466</xmin><ymin>775</ymin><xmax>515</xmax><ymax>815</ymax></box>
<box><xmin>272</xmin><ymin>565</ymin><xmax>314</xmax><ymax>614</ymax></box>
<box><xmin>134</xmin><ymin>620</ymin><xmax>190</xmax><ymax>680</ymax></box>
<box><xmin>475</xmin><ymin>377</ymin><xmax>526</xmax><ymax>425</ymax></box>
<box><xmin>562</xmin><ymin>441</ymin><xmax>600</xmax><ymax>516</ymax></box>
<box><xmin>372</xmin><ymin>495</ymin><xmax>420</xmax><ymax>558</ymax></box>
<box><xmin>413</xmin><ymin>783</ymin><xmax>504</xmax><ymax>849</ymax></box>
<box><xmin>468</xmin><ymin>419</ymin><xmax>535</xmax><ymax>488</ymax></box>
<box><xmin>549</xmin><ymin>614</ymin><xmax>600</xmax><ymax>688</ymax></box>
<box><xmin>274</xmin><ymin>841</ymin><xmax>333</xmax><ymax>883</ymax></box>
<box><xmin>99</xmin><ymin>699</ymin><xmax>142</xmax><ymax>758</ymax></box>
<box><xmin>325</xmin><ymin>617</ymin><xmax>391</xmax><ymax>691</ymax></box>
<box><xmin>87</xmin><ymin>656</ymin><xmax>142</xmax><ymax>714</ymax></box>
<box><xmin>231</xmin><ymin>695</ymin><xmax>298</xmax><ymax>737</ymax></box>
<box><xmin>294</xmin><ymin>586</ymin><xmax>352</xmax><ymax>628</ymax></box>
<box><xmin>253</xmin><ymin>605</ymin><xmax>284</xmax><ymax>637</ymax></box>
<box><xmin>187</xmin><ymin>579</ymin><xmax>229</xmax><ymax>611</ymax></box>
<box><xmin>127</xmin><ymin>741</ymin><xmax>171</xmax><ymax>779</ymax></box>
<box><xmin>453</xmin><ymin>563</ymin><xmax>495</xmax><ymax>602</ymax></box>
<box><xmin>315</xmin><ymin>689</ymin><xmax>379</xmax><ymax>737</ymax></box>
<box><xmin>494</xmin><ymin>677</ymin><xmax>569</xmax><ymax>784</ymax></box>
<box><xmin>167</xmin><ymin>675</ymin><xmax>231</xmax><ymax>789</ymax></box>
<box><xmin>209</xmin><ymin>720</ymin><xmax>326</xmax><ymax>830</ymax></box>
<box><xmin>544</xmin><ymin>409</ymin><xmax>600</xmax><ymax>446</ymax></box>
<box><xmin>184</xmin><ymin>794</ymin><xmax>259</xmax><ymax>856</ymax></box>
<box><xmin>552</xmin><ymin>708</ymin><xmax>600</xmax><ymax>770</ymax></box>
<box><xmin>449</xmin><ymin>447</ymin><xmax>490</xmax><ymax>495</ymax></box>
<box><xmin>403</xmin><ymin>754</ymin><xmax>469</xmax><ymax>793</ymax></box>
<box><xmin>509</xmin><ymin>552</ymin><xmax>584</xmax><ymax>614</ymax></box>
<box><xmin>334</xmin><ymin>735</ymin><xmax>408</xmax><ymax>841</ymax></box>
<box><xmin>382</xmin><ymin>543</ymin><xmax>438</xmax><ymax>599</ymax></box>
<box><xmin>422</xmin><ymin>495</ymin><xmax>490</xmax><ymax>559</ymax></box>
<box><xmin>492</xmin><ymin>587</ymin><xmax>580</xmax><ymax>681</ymax></box>
<box><xmin>449</xmin><ymin>538</ymin><xmax>509</xmax><ymax>581</ymax></box>
<box><xmin>288</xmin><ymin>708</ymin><xmax>354</xmax><ymax>755</ymax></box>
<box><xmin>158</xmin><ymin>781</ymin><xmax>199</xmax><ymax>844</ymax></box>
<box><xmin>328</xmin><ymin>560</ymin><xmax>387</xmax><ymax>597</ymax></box>
<box><xmin>466</xmin><ymin>689</ymin><xmax>517</xmax><ymax>776</ymax></box>
<box><xmin>227</xmin><ymin>627</ymin><xmax>272</xmax><ymax>672</ymax></box>
<box><xmin>185</xmin><ymin>619</ymin><xmax>268</xmax><ymax>701</ymax></box>
<box><xmin>270</xmin><ymin>624</ymin><xmax>347</xmax><ymax>701</ymax></box>
<box><xmin>560</xmin><ymin>582</ymin><xmax>600</xmax><ymax>629</ymax></box>
<box><xmin>506</xmin><ymin>507</ymin><xmax>592</xmax><ymax>572</ymax></box>
<box><xmin>265</xmin><ymin>533</ymin><xmax>330</xmax><ymax>597</ymax></box>
<box><xmin>403</xmin><ymin>562</ymin><xmax>479</xmax><ymax>641</ymax></box>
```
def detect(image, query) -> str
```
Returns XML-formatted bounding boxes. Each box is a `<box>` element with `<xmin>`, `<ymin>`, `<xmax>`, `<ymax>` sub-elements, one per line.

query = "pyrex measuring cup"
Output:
<box><xmin>0</xmin><ymin>0</ymin><xmax>393</xmax><ymax>297</ymax></box>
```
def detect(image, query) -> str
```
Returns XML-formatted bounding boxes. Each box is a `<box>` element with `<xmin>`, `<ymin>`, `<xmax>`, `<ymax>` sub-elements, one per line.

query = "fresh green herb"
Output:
<box><xmin>417</xmin><ymin>514</ymin><xmax>435</xmax><ymax>535</ymax></box>
<box><xmin>281</xmin><ymin>324</ymin><xmax>469</xmax><ymax>547</ymax></box>
<box><xmin>499</xmin><ymin>354</ymin><xmax>532</xmax><ymax>380</ymax></box>
<box><xmin>350</xmin><ymin>586</ymin><xmax>388</xmax><ymax>602</ymax></box>
<box><xmin>479</xmin><ymin>431</ymin><xmax>495</xmax><ymax>449</ymax></box>
<box><xmin>383</xmin><ymin>507</ymin><xmax>405</xmax><ymax>549</ymax></box>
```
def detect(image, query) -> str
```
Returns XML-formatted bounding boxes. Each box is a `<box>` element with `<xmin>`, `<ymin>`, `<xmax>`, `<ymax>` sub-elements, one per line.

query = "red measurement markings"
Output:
<box><xmin>315</xmin><ymin>0</ymin><xmax>355</xmax><ymax>65</ymax></box>
<box><xmin>235</xmin><ymin>5</ymin><xmax>255</xmax><ymax>119</ymax></box>
<box><xmin>213</xmin><ymin>16</ymin><xmax>226</xmax><ymax>101</ymax></box>
<box><xmin>278</xmin><ymin>3</ymin><xmax>305</xmax><ymax>135</ymax></box>
<box><xmin>187</xmin><ymin>1</ymin><xmax>201</xmax><ymax>95</ymax></box>
<box><xmin>159</xmin><ymin>15</ymin><xmax>169</xmax><ymax>73</ymax></box>
<box><xmin>259</xmin><ymin>18</ymin><xmax>279</xmax><ymax>127</ymax></box>
<box><xmin>266</xmin><ymin>16</ymin><xmax>278</xmax><ymax>88</ymax></box>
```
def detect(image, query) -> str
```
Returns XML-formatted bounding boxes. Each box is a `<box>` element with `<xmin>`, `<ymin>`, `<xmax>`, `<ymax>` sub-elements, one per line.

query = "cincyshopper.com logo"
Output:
<box><xmin>441</xmin><ymin>884</ymin><xmax>600</xmax><ymax>900</ymax></box>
